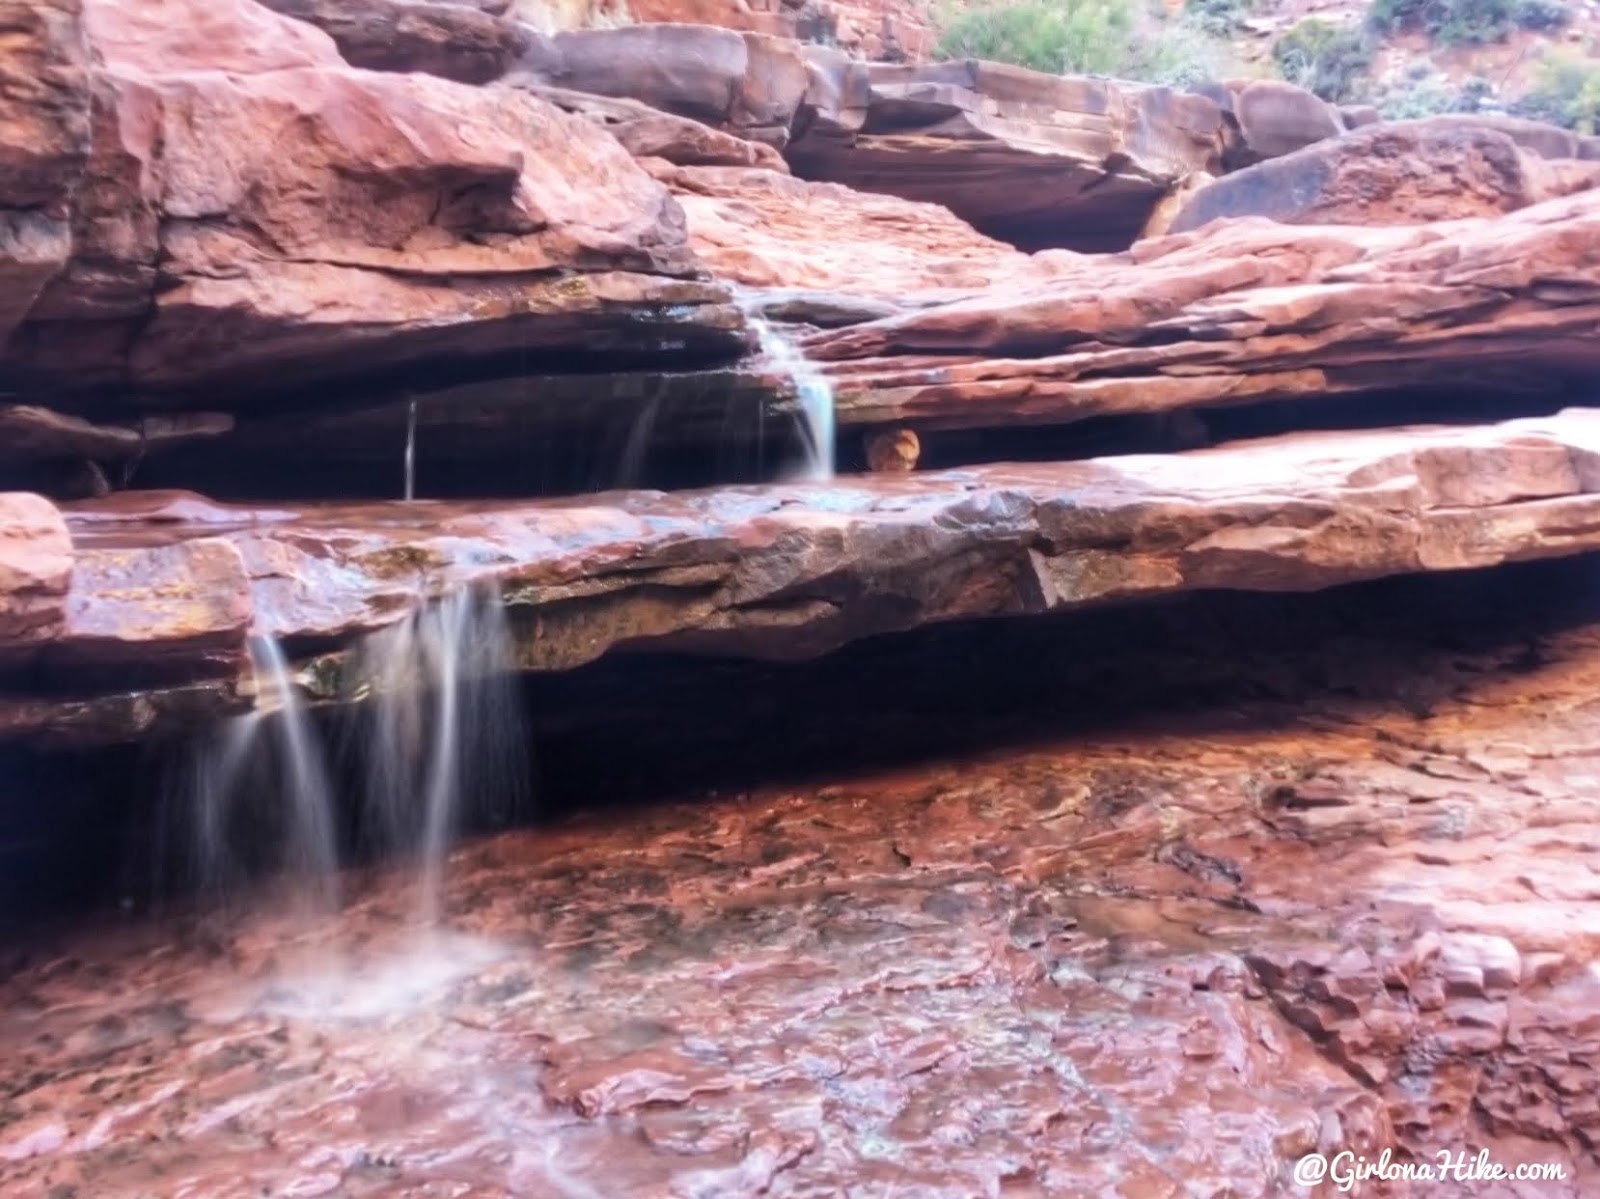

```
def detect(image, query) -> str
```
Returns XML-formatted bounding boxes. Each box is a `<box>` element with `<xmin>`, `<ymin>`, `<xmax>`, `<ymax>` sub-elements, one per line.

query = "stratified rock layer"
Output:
<box><xmin>2</xmin><ymin>0</ymin><xmax>741</xmax><ymax>404</ymax></box>
<box><xmin>13</xmin><ymin>409</ymin><xmax>1600</xmax><ymax>743</ymax></box>
<box><xmin>810</xmin><ymin>190</ymin><xmax>1600</xmax><ymax>431</ymax></box>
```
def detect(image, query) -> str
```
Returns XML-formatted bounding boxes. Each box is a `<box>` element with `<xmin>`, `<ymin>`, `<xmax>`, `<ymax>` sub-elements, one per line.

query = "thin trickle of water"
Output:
<box><xmin>616</xmin><ymin>395</ymin><xmax>662</xmax><ymax>488</ymax></box>
<box><xmin>404</xmin><ymin>397</ymin><xmax>419</xmax><ymax>501</ymax></box>
<box><xmin>191</xmin><ymin>637</ymin><xmax>341</xmax><ymax>912</ymax></box>
<box><xmin>735</xmin><ymin>298</ymin><xmax>835</xmax><ymax>481</ymax></box>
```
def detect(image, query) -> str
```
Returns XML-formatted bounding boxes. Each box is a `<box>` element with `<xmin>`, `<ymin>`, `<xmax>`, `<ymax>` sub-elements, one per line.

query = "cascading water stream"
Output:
<box><xmin>187</xmin><ymin>584</ymin><xmax>526</xmax><ymax>927</ymax></box>
<box><xmin>734</xmin><ymin>294</ymin><xmax>836</xmax><ymax>481</ymax></box>
<box><xmin>192</xmin><ymin>636</ymin><xmax>342</xmax><ymax>913</ymax></box>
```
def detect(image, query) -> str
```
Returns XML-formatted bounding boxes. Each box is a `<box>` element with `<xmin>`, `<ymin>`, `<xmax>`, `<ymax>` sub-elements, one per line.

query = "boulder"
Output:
<box><xmin>786</xmin><ymin>54</ymin><xmax>1231</xmax><ymax>250</ymax></box>
<box><xmin>1168</xmin><ymin>118</ymin><xmax>1600</xmax><ymax>236</ymax></box>
<box><xmin>511</xmin><ymin>23</ymin><xmax>810</xmax><ymax>148</ymax></box>
<box><xmin>256</xmin><ymin>0</ymin><xmax>529</xmax><ymax>83</ymax></box>
<box><xmin>1225</xmin><ymin>78</ymin><xmax>1347</xmax><ymax>164</ymax></box>
<box><xmin>2</xmin><ymin>0</ymin><xmax>742</xmax><ymax>406</ymax></box>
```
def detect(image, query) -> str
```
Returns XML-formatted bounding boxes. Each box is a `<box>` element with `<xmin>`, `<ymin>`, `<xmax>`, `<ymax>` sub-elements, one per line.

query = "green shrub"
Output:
<box><xmin>936</xmin><ymin>0</ymin><xmax>1136</xmax><ymax>75</ymax></box>
<box><xmin>1272</xmin><ymin>18</ymin><xmax>1374</xmax><ymax>103</ymax></box>
<box><xmin>1513</xmin><ymin>0</ymin><xmax>1572</xmax><ymax>31</ymax></box>
<box><xmin>1511</xmin><ymin>50</ymin><xmax>1600</xmax><ymax>134</ymax></box>
<box><xmin>1366</xmin><ymin>0</ymin><xmax>1539</xmax><ymax>45</ymax></box>
<box><xmin>935</xmin><ymin>0</ymin><xmax>1239</xmax><ymax>86</ymax></box>
<box><xmin>1186</xmin><ymin>0</ymin><xmax>1254</xmax><ymax>37</ymax></box>
<box><xmin>1377</xmin><ymin>73</ymin><xmax>1495</xmax><ymax>118</ymax></box>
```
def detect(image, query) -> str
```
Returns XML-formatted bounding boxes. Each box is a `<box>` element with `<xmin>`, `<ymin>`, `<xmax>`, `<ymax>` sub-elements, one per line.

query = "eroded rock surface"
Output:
<box><xmin>257</xmin><ymin>0</ymin><xmax>528</xmax><ymax>83</ymax></box>
<box><xmin>2</xmin><ymin>0</ymin><xmax>741</xmax><ymax>403</ymax></box>
<box><xmin>811</xmin><ymin>190</ymin><xmax>1600</xmax><ymax>431</ymax></box>
<box><xmin>787</xmin><ymin>55</ymin><xmax>1232</xmax><ymax>250</ymax></box>
<box><xmin>1170</xmin><ymin>117</ymin><xmax>1600</xmax><ymax>234</ymax></box>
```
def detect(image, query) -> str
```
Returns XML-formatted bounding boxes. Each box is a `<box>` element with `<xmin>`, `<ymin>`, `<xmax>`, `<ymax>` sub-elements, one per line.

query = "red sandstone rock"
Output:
<box><xmin>12</xmin><ymin>409</ymin><xmax>1600</xmax><ymax>742</ymax></box>
<box><xmin>3</xmin><ymin>0</ymin><xmax>738</xmax><ymax>402</ymax></box>
<box><xmin>808</xmin><ymin>191</ymin><xmax>1600</xmax><ymax>432</ymax></box>
<box><xmin>522</xmin><ymin>86</ymin><xmax>790</xmax><ymax>170</ymax></box>
<box><xmin>257</xmin><ymin>0</ymin><xmax>529</xmax><ymax>83</ymax></box>
<box><xmin>0</xmin><ymin>0</ymin><xmax>88</xmax><ymax>347</ymax></box>
<box><xmin>512</xmin><ymin>23</ymin><xmax>810</xmax><ymax>148</ymax></box>
<box><xmin>1169</xmin><ymin>118</ymin><xmax>1600</xmax><ymax>235</ymax></box>
<box><xmin>0</xmin><ymin>492</ymin><xmax>72</xmax><ymax>660</ymax></box>
<box><xmin>6</xmin><ymin>566</ymin><xmax>1600</xmax><ymax>1193</ymax></box>
<box><xmin>787</xmin><ymin>54</ymin><xmax>1234</xmax><ymax>250</ymax></box>
<box><xmin>658</xmin><ymin>161</ymin><xmax>1073</xmax><ymax>295</ymax></box>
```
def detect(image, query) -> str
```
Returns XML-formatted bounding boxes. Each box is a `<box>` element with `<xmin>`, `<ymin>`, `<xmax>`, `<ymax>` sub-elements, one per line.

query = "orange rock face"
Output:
<box><xmin>2</xmin><ymin>0</ymin><xmax>740</xmax><ymax>402</ymax></box>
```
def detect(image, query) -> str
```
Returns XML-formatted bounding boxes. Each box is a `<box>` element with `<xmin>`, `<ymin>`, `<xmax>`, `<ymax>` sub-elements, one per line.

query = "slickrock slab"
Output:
<box><xmin>657</xmin><ymin>162</ymin><xmax>1078</xmax><ymax>296</ymax></box>
<box><xmin>13</xmin><ymin>409</ymin><xmax>1600</xmax><ymax>743</ymax></box>
<box><xmin>1</xmin><ymin>0</ymin><xmax>740</xmax><ymax>403</ymax></box>
<box><xmin>809</xmin><ymin>191</ymin><xmax>1600</xmax><ymax>431</ymax></box>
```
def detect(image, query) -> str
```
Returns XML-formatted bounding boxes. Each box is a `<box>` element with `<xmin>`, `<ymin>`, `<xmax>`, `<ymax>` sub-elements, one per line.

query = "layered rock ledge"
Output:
<box><xmin>808</xmin><ymin>190</ymin><xmax>1600</xmax><ymax>433</ymax></box>
<box><xmin>10</xmin><ymin>408</ymin><xmax>1600</xmax><ymax>744</ymax></box>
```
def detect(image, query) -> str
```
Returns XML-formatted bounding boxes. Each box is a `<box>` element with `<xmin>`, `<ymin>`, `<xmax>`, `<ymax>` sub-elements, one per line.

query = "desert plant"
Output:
<box><xmin>1514</xmin><ymin>0</ymin><xmax>1572</xmax><ymax>31</ymax></box>
<box><xmin>936</xmin><ymin>0</ymin><xmax>1239</xmax><ymax>85</ymax></box>
<box><xmin>1511</xmin><ymin>49</ymin><xmax>1600</xmax><ymax>134</ymax></box>
<box><xmin>937</xmin><ymin>0</ymin><xmax>1138</xmax><ymax>75</ymax></box>
<box><xmin>1377</xmin><ymin>73</ymin><xmax>1497</xmax><ymax>118</ymax></box>
<box><xmin>1185</xmin><ymin>0</ymin><xmax>1254</xmax><ymax>37</ymax></box>
<box><xmin>1366</xmin><ymin>0</ymin><xmax>1538</xmax><ymax>45</ymax></box>
<box><xmin>1272</xmin><ymin>18</ymin><xmax>1374</xmax><ymax>103</ymax></box>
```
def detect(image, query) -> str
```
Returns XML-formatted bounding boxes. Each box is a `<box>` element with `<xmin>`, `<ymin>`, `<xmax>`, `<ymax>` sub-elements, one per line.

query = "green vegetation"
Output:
<box><xmin>1510</xmin><ymin>49</ymin><xmax>1600</xmax><ymax>133</ymax></box>
<box><xmin>1185</xmin><ymin>0</ymin><xmax>1255</xmax><ymax>37</ymax></box>
<box><xmin>1271</xmin><ymin>18</ymin><xmax>1374</xmax><ymax>103</ymax></box>
<box><xmin>935</xmin><ymin>0</ymin><xmax>1239</xmax><ymax>86</ymax></box>
<box><xmin>1376</xmin><ymin>71</ymin><xmax>1495</xmax><ymax>118</ymax></box>
<box><xmin>1367</xmin><ymin>0</ymin><xmax>1570</xmax><ymax>46</ymax></box>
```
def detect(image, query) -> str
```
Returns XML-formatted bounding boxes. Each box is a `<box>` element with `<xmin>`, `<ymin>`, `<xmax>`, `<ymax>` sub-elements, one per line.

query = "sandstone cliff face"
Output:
<box><xmin>2</xmin><ymin>0</ymin><xmax>742</xmax><ymax>405</ymax></box>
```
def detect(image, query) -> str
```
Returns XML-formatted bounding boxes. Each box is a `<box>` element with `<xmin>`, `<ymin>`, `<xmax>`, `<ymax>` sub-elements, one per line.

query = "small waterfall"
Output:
<box><xmin>736</xmin><ymin>299</ymin><xmax>835</xmax><ymax>481</ymax></box>
<box><xmin>404</xmin><ymin>397</ymin><xmax>419</xmax><ymax>501</ymax></box>
<box><xmin>186</xmin><ymin>585</ymin><xmax>527</xmax><ymax>921</ymax></box>
<box><xmin>191</xmin><ymin>636</ymin><xmax>341</xmax><ymax>912</ymax></box>
<box><xmin>356</xmin><ymin>585</ymin><xmax>528</xmax><ymax>920</ymax></box>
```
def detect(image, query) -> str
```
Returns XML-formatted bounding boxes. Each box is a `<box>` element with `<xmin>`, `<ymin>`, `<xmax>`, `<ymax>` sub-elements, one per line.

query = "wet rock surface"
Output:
<box><xmin>14</xmin><ymin>409</ymin><xmax>1600</xmax><ymax>744</ymax></box>
<box><xmin>3</xmin><ymin>560</ymin><xmax>1600</xmax><ymax>1195</ymax></box>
